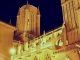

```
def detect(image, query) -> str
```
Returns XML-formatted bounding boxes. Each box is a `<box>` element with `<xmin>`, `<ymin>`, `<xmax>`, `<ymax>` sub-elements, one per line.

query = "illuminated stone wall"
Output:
<box><xmin>0</xmin><ymin>21</ymin><xmax>16</xmax><ymax>60</ymax></box>
<box><xmin>61</xmin><ymin>0</ymin><xmax>80</xmax><ymax>44</ymax></box>
<box><xmin>11</xmin><ymin>0</ymin><xmax>80</xmax><ymax>60</ymax></box>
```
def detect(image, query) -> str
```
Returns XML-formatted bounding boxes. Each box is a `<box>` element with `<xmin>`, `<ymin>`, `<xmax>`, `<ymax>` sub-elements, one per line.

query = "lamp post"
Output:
<box><xmin>10</xmin><ymin>47</ymin><xmax>16</xmax><ymax>55</ymax></box>
<box><xmin>9</xmin><ymin>44</ymin><xmax>16</xmax><ymax>55</ymax></box>
<box><xmin>9</xmin><ymin>46</ymin><xmax>16</xmax><ymax>60</ymax></box>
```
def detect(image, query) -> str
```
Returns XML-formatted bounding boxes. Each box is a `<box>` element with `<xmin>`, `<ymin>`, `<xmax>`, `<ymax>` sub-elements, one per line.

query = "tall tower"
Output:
<box><xmin>16</xmin><ymin>3</ymin><xmax>40</xmax><ymax>42</ymax></box>
<box><xmin>61</xmin><ymin>0</ymin><xmax>80</xmax><ymax>44</ymax></box>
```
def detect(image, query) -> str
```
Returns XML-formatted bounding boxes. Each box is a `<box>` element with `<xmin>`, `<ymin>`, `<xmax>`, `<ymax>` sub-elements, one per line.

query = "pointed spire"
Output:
<box><xmin>37</xmin><ymin>6</ymin><xmax>40</xmax><ymax>15</ymax></box>
<box><xmin>19</xmin><ymin>7</ymin><xmax>20</xmax><ymax>10</ymax></box>
<box><xmin>9</xmin><ymin>19</ymin><xmax>12</xmax><ymax>25</ymax></box>
<box><xmin>43</xmin><ymin>30</ymin><xmax>45</xmax><ymax>36</ymax></box>
<box><xmin>17</xmin><ymin>7</ymin><xmax>20</xmax><ymax>15</ymax></box>
<box><xmin>26</xmin><ymin>0</ymin><xmax>29</xmax><ymax>8</ymax></box>
<box><xmin>27</xmin><ymin>0</ymin><xmax>28</xmax><ymax>5</ymax></box>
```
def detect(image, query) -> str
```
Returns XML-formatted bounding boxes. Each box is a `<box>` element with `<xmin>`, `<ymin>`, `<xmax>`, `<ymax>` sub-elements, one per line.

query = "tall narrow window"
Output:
<box><xmin>28</xmin><ymin>12</ymin><xmax>30</xmax><ymax>31</ymax></box>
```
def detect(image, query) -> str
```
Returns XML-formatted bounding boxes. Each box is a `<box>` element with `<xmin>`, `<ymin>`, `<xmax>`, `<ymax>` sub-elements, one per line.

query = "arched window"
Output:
<box><xmin>28</xmin><ymin>12</ymin><xmax>30</xmax><ymax>31</ymax></box>
<box><xmin>56</xmin><ymin>38</ymin><xmax>63</xmax><ymax>46</ymax></box>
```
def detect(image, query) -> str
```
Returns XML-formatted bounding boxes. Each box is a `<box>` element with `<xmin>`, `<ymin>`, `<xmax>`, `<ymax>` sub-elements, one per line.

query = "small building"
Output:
<box><xmin>0</xmin><ymin>21</ymin><xmax>16</xmax><ymax>60</ymax></box>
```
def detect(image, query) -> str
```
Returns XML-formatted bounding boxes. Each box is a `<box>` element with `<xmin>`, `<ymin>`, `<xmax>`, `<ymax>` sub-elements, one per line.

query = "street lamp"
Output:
<box><xmin>10</xmin><ymin>47</ymin><xmax>16</xmax><ymax>55</ymax></box>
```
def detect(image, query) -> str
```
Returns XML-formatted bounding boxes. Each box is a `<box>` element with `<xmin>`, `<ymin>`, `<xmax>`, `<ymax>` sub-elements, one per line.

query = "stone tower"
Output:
<box><xmin>16</xmin><ymin>2</ymin><xmax>40</xmax><ymax>42</ymax></box>
<box><xmin>61</xmin><ymin>0</ymin><xmax>80</xmax><ymax>44</ymax></box>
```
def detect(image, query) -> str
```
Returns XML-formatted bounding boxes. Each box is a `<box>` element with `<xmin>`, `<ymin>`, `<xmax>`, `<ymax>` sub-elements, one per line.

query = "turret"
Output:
<box><xmin>37</xmin><ymin>6</ymin><xmax>40</xmax><ymax>15</ymax></box>
<box><xmin>16</xmin><ymin>4</ymin><xmax>41</xmax><ymax>42</ymax></box>
<box><xmin>17</xmin><ymin>7</ymin><xmax>20</xmax><ymax>15</ymax></box>
<box><xmin>36</xmin><ymin>6</ymin><xmax>40</xmax><ymax>36</ymax></box>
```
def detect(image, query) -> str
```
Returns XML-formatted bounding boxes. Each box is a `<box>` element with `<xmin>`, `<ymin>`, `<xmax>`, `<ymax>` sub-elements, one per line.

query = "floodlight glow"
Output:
<box><xmin>10</xmin><ymin>48</ymin><xmax>16</xmax><ymax>55</ymax></box>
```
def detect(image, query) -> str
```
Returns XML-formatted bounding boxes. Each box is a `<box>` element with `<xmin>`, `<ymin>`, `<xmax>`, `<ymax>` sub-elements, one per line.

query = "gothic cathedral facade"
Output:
<box><xmin>10</xmin><ymin>0</ymin><xmax>80</xmax><ymax>60</ymax></box>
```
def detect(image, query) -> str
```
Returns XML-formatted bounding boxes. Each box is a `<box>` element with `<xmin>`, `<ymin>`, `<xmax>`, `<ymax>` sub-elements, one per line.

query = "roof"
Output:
<box><xmin>0</xmin><ymin>21</ymin><xmax>17</xmax><ymax>31</ymax></box>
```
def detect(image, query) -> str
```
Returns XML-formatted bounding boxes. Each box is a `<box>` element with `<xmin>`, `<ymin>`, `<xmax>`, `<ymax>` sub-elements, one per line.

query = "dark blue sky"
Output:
<box><xmin>0</xmin><ymin>0</ymin><xmax>63</xmax><ymax>34</ymax></box>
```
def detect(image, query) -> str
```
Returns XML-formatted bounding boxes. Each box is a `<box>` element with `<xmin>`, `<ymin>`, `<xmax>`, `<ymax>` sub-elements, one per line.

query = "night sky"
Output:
<box><xmin>0</xmin><ymin>0</ymin><xmax>63</xmax><ymax>34</ymax></box>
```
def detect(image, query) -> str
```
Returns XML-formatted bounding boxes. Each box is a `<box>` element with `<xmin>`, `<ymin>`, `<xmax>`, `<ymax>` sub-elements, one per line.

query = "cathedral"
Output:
<box><xmin>0</xmin><ymin>0</ymin><xmax>80</xmax><ymax>60</ymax></box>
